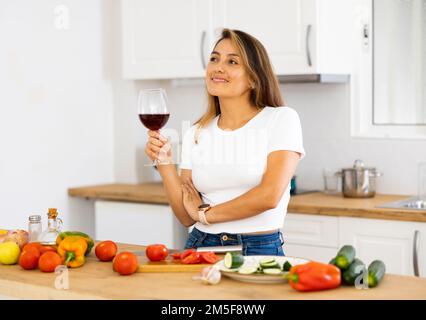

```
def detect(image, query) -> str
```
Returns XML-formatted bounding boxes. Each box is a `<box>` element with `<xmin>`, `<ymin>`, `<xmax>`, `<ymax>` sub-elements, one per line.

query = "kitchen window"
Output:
<box><xmin>351</xmin><ymin>0</ymin><xmax>426</xmax><ymax>139</ymax></box>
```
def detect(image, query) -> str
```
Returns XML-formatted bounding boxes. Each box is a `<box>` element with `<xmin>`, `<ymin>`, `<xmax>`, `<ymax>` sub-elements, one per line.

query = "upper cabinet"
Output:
<box><xmin>212</xmin><ymin>0</ymin><xmax>354</xmax><ymax>75</ymax></box>
<box><xmin>121</xmin><ymin>0</ymin><xmax>211</xmax><ymax>79</ymax></box>
<box><xmin>122</xmin><ymin>0</ymin><xmax>355</xmax><ymax>79</ymax></box>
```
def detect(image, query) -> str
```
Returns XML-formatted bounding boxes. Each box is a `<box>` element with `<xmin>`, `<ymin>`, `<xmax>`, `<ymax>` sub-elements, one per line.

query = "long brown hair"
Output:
<box><xmin>194</xmin><ymin>28</ymin><xmax>284</xmax><ymax>143</ymax></box>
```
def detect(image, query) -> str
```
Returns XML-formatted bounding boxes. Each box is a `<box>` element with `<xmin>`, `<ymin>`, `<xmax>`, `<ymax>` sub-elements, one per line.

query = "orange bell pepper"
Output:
<box><xmin>57</xmin><ymin>236</ymin><xmax>87</xmax><ymax>268</ymax></box>
<box><xmin>287</xmin><ymin>261</ymin><xmax>341</xmax><ymax>292</ymax></box>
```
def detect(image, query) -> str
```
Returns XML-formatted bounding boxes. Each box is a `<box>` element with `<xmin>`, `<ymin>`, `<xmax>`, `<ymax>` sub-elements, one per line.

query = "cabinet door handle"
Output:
<box><xmin>200</xmin><ymin>31</ymin><xmax>207</xmax><ymax>69</ymax></box>
<box><xmin>362</xmin><ymin>23</ymin><xmax>370</xmax><ymax>47</ymax></box>
<box><xmin>306</xmin><ymin>24</ymin><xmax>312</xmax><ymax>67</ymax></box>
<box><xmin>413</xmin><ymin>230</ymin><xmax>420</xmax><ymax>277</ymax></box>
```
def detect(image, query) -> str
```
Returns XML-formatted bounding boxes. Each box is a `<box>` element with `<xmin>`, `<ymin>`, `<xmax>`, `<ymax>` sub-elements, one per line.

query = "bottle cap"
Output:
<box><xmin>29</xmin><ymin>215</ymin><xmax>41</xmax><ymax>222</ymax></box>
<box><xmin>47</xmin><ymin>208</ymin><xmax>58</xmax><ymax>219</ymax></box>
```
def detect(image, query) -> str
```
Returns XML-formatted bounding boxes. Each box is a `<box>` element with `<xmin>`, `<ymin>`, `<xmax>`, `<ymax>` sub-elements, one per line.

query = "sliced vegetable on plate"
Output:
<box><xmin>224</xmin><ymin>252</ymin><xmax>244</xmax><ymax>269</ymax></box>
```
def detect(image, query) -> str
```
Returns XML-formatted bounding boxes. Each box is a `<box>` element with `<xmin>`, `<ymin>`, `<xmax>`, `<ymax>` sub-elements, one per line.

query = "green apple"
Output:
<box><xmin>0</xmin><ymin>241</ymin><xmax>21</xmax><ymax>265</ymax></box>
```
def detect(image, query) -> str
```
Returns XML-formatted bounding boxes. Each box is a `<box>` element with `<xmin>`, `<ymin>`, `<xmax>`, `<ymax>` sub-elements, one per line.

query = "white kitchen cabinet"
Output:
<box><xmin>282</xmin><ymin>213</ymin><xmax>339</xmax><ymax>263</ymax></box>
<box><xmin>340</xmin><ymin>217</ymin><xmax>426</xmax><ymax>277</ymax></box>
<box><xmin>283</xmin><ymin>213</ymin><xmax>426</xmax><ymax>277</ymax></box>
<box><xmin>94</xmin><ymin>200</ymin><xmax>187</xmax><ymax>249</ymax></box>
<box><xmin>213</xmin><ymin>0</ymin><xmax>354</xmax><ymax>75</ymax></box>
<box><xmin>121</xmin><ymin>0</ymin><xmax>211</xmax><ymax>79</ymax></box>
<box><xmin>122</xmin><ymin>0</ymin><xmax>355</xmax><ymax>79</ymax></box>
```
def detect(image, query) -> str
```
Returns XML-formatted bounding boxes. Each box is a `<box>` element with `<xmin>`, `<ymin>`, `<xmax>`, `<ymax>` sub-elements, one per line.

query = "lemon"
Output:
<box><xmin>0</xmin><ymin>241</ymin><xmax>21</xmax><ymax>265</ymax></box>
<box><xmin>0</xmin><ymin>229</ymin><xmax>8</xmax><ymax>235</ymax></box>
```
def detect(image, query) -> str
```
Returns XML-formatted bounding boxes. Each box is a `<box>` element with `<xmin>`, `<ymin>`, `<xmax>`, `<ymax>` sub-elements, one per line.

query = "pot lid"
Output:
<box><xmin>342</xmin><ymin>159</ymin><xmax>377</xmax><ymax>172</ymax></box>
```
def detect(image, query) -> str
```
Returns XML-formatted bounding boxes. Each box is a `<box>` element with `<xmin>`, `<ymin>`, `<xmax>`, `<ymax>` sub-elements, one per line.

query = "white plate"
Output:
<box><xmin>214</xmin><ymin>255</ymin><xmax>310</xmax><ymax>284</ymax></box>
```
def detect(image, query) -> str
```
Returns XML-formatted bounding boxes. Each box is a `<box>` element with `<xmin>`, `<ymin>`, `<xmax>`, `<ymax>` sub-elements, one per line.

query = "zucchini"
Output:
<box><xmin>224</xmin><ymin>252</ymin><xmax>244</xmax><ymax>269</ymax></box>
<box><xmin>342</xmin><ymin>258</ymin><xmax>366</xmax><ymax>286</ymax></box>
<box><xmin>262</xmin><ymin>268</ymin><xmax>282</xmax><ymax>275</ymax></box>
<box><xmin>282</xmin><ymin>261</ymin><xmax>292</xmax><ymax>272</ymax></box>
<box><xmin>335</xmin><ymin>245</ymin><xmax>356</xmax><ymax>270</ymax></box>
<box><xmin>367</xmin><ymin>260</ymin><xmax>386</xmax><ymax>288</ymax></box>
<box><xmin>238</xmin><ymin>266</ymin><xmax>258</xmax><ymax>275</ymax></box>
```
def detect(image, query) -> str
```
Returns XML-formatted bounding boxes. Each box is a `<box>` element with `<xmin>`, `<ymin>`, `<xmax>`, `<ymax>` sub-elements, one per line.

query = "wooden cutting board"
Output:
<box><xmin>137</xmin><ymin>254</ymin><xmax>223</xmax><ymax>273</ymax></box>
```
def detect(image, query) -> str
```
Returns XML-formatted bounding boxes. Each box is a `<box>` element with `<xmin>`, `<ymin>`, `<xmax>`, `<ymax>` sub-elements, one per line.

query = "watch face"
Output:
<box><xmin>198</xmin><ymin>203</ymin><xmax>210</xmax><ymax>209</ymax></box>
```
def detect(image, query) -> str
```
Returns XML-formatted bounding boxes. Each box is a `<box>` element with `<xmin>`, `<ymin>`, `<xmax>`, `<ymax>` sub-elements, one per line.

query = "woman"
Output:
<box><xmin>145</xmin><ymin>29</ymin><xmax>305</xmax><ymax>256</ymax></box>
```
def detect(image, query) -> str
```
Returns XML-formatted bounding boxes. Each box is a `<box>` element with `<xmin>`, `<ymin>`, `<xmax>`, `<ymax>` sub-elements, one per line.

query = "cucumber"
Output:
<box><xmin>262</xmin><ymin>268</ymin><xmax>282</xmax><ymax>275</ymax></box>
<box><xmin>238</xmin><ymin>266</ymin><xmax>258</xmax><ymax>275</ymax></box>
<box><xmin>224</xmin><ymin>252</ymin><xmax>244</xmax><ymax>269</ymax></box>
<box><xmin>260</xmin><ymin>257</ymin><xmax>276</xmax><ymax>264</ymax></box>
<box><xmin>342</xmin><ymin>258</ymin><xmax>366</xmax><ymax>286</ymax></box>
<box><xmin>282</xmin><ymin>261</ymin><xmax>292</xmax><ymax>272</ymax></box>
<box><xmin>335</xmin><ymin>245</ymin><xmax>356</xmax><ymax>270</ymax></box>
<box><xmin>259</xmin><ymin>258</ymin><xmax>279</xmax><ymax>269</ymax></box>
<box><xmin>367</xmin><ymin>260</ymin><xmax>386</xmax><ymax>288</ymax></box>
<box><xmin>329</xmin><ymin>257</ymin><xmax>337</xmax><ymax>265</ymax></box>
<box><xmin>260</xmin><ymin>261</ymin><xmax>280</xmax><ymax>269</ymax></box>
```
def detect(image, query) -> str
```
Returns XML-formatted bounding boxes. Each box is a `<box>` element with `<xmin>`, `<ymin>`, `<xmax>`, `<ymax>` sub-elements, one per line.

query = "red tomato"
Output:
<box><xmin>146</xmin><ymin>244</ymin><xmax>169</xmax><ymax>262</ymax></box>
<box><xmin>200</xmin><ymin>252</ymin><xmax>220</xmax><ymax>264</ymax></box>
<box><xmin>180</xmin><ymin>249</ymin><xmax>195</xmax><ymax>260</ymax></box>
<box><xmin>113</xmin><ymin>252</ymin><xmax>138</xmax><ymax>276</ymax></box>
<box><xmin>38</xmin><ymin>252</ymin><xmax>63</xmax><ymax>273</ymax></box>
<box><xmin>95</xmin><ymin>240</ymin><xmax>117</xmax><ymax>262</ymax></box>
<box><xmin>39</xmin><ymin>246</ymin><xmax>57</xmax><ymax>255</ymax></box>
<box><xmin>19</xmin><ymin>247</ymin><xmax>40</xmax><ymax>270</ymax></box>
<box><xmin>22</xmin><ymin>242</ymin><xmax>43</xmax><ymax>255</ymax></box>
<box><xmin>170</xmin><ymin>252</ymin><xmax>182</xmax><ymax>260</ymax></box>
<box><xmin>181</xmin><ymin>252</ymin><xmax>202</xmax><ymax>264</ymax></box>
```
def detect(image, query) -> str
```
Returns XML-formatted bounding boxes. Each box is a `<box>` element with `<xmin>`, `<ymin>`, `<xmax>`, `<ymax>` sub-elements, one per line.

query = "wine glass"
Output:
<box><xmin>138</xmin><ymin>89</ymin><xmax>170</xmax><ymax>166</ymax></box>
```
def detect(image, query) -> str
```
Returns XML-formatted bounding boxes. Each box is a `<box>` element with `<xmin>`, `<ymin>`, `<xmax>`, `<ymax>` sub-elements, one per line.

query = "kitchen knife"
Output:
<box><xmin>196</xmin><ymin>245</ymin><xmax>242</xmax><ymax>253</ymax></box>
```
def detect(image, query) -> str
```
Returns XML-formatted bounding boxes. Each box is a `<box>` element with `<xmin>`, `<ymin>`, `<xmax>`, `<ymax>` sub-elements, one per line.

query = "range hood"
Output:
<box><xmin>171</xmin><ymin>74</ymin><xmax>350</xmax><ymax>87</ymax></box>
<box><xmin>277</xmin><ymin>74</ymin><xmax>350</xmax><ymax>84</ymax></box>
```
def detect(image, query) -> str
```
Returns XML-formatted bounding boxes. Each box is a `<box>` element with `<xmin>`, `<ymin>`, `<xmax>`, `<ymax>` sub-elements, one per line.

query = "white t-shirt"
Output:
<box><xmin>180</xmin><ymin>106</ymin><xmax>305</xmax><ymax>234</ymax></box>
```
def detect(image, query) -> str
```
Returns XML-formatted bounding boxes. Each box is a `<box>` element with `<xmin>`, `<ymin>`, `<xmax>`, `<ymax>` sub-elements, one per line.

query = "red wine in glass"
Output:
<box><xmin>138</xmin><ymin>89</ymin><xmax>169</xmax><ymax>166</ymax></box>
<box><xmin>138</xmin><ymin>114</ymin><xmax>170</xmax><ymax>131</ymax></box>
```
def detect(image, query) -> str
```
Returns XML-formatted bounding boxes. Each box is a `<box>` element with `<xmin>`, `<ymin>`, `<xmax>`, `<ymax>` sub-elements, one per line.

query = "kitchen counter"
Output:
<box><xmin>68</xmin><ymin>183</ymin><xmax>426</xmax><ymax>223</ymax></box>
<box><xmin>1</xmin><ymin>242</ymin><xmax>426</xmax><ymax>300</ymax></box>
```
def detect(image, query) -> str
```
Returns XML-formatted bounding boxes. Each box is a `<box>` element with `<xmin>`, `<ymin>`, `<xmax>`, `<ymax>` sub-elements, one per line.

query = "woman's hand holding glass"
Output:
<box><xmin>145</xmin><ymin>130</ymin><xmax>173</xmax><ymax>165</ymax></box>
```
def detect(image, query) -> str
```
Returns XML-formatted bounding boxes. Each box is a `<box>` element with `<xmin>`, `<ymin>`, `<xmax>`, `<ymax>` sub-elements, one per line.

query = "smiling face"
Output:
<box><xmin>205</xmin><ymin>39</ymin><xmax>252</xmax><ymax>99</ymax></box>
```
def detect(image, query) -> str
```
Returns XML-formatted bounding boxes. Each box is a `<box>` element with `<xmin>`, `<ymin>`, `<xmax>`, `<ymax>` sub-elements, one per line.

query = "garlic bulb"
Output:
<box><xmin>198</xmin><ymin>266</ymin><xmax>221</xmax><ymax>285</ymax></box>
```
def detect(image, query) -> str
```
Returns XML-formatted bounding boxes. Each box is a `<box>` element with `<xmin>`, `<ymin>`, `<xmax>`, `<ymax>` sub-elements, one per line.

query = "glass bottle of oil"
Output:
<box><xmin>38</xmin><ymin>208</ymin><xmax>63</xmax><ymax>245</ymax></box>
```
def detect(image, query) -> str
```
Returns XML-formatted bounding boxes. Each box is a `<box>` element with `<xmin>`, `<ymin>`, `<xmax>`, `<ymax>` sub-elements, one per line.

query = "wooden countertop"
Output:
<box><xmin>69</xmin><ymin>183</ymin><xmax>169</xmax><ymax>204</ymax></box>
<box><xmin>68</xmin><ymin>183</ymin><xmax>426</xmax><ymax>223</ymax></box>
<box><xmin>1</xmin><ymin>242</ymin><xmax>426</xmax><ymax>300</ymax></box>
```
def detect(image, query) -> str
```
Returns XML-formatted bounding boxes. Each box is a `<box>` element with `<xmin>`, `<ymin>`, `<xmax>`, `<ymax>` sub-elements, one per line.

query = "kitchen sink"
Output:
<box><xmin>376</xmin><ymin>197</ymin><xmax>426</xmax><ymax>211</ymax></box>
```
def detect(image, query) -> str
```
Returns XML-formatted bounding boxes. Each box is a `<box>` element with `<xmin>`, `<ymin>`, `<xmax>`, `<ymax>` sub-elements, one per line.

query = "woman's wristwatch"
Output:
<box><xmin>198</xmin><ymin>203</ymin><xmax>212</xmax><ymax>225</ymax></box>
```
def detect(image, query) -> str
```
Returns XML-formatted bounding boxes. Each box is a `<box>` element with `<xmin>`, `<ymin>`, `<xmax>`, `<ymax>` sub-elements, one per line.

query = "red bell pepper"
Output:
<box><xmin>287</xmin><ymin>261</ymin><xmax>341</xmax><ymax>292</ymax></box>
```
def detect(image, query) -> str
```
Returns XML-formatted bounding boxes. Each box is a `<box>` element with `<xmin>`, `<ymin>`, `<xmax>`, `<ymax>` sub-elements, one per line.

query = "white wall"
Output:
<box><xmin>0</xmin><ymin>0</ymin><xmax>114</xmax><ymax>233</ymax></box>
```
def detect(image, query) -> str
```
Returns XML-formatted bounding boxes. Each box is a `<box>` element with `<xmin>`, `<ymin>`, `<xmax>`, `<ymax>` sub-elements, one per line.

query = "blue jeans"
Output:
<box><xmin>184</xmin><ymin>227</ymin><xmax>285</xmax><ymax>256</ymax></box>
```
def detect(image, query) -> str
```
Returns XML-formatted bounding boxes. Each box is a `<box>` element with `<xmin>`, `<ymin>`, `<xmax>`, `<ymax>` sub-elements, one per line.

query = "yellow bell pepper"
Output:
<box><xmin>57</xmin><ymin>236</ymin><xmax>88</xmax><ymax>268</ymax></box>
<box><xmin>56</xmin><ymin>231</ymin><xmax>94</xmax><ymax>256</ymax></box>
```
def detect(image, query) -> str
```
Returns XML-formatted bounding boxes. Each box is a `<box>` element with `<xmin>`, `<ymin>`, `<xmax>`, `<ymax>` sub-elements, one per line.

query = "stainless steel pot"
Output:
<box><xmin>336</xmin><ymin>159</ymin><xmax>383</xmax><ymax>198</ymax></box>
